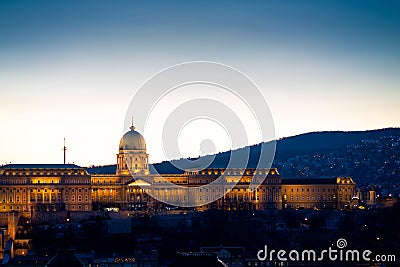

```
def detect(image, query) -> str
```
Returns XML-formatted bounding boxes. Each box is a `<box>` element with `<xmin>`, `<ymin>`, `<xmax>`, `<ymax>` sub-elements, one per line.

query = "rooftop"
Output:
<box><xmin>282</xmin><ymin>178</ymin><xmax>338</xmax><ymax>185</ymax></box>
<box><xmin>1</xmin><ymin>164</ymin><xmax>82</xmax><ymax>169</ymax></box>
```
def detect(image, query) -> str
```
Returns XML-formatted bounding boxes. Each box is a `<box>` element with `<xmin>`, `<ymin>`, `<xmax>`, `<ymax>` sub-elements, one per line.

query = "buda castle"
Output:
<box><xmin>0</xmin><ymin>125</ymin><xmax>356</xmax><ymax>215</ymax></box>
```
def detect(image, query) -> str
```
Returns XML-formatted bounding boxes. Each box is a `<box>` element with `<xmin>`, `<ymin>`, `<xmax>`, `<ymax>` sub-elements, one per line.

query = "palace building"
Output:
<box><xmin>0</xmin><ymin>125</ymin><xmax>356</xmax><ymax>215</ymax></box>
<box><xmin>0</xmin><ymin>164</ymin><xmax>91</xmax><ymax>213</ymax></box>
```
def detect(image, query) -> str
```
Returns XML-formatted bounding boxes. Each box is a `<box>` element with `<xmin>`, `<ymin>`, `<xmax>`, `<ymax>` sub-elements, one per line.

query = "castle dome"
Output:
<box><xmin>119</xmin><ymin>125</ymin><xmax>146</xmax><ymax>151</ymax></box>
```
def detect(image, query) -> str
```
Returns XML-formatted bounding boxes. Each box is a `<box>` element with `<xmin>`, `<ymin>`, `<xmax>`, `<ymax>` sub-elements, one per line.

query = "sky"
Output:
<box><xmin>0</xmin><ymin>0</ymin><xmax>399</xmax><ymax>166</ymax></box>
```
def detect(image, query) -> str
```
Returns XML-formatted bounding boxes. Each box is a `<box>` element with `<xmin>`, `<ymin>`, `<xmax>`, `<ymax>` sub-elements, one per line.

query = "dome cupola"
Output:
<box><xmin>116</xmin><ymin>121</ymin><xmax>149</xmax><ymax>176</ymax></box>
<box><xmin>119</xmin><ymin>125</ymin><xmax>146</xmax><ymax>151</ymax></box>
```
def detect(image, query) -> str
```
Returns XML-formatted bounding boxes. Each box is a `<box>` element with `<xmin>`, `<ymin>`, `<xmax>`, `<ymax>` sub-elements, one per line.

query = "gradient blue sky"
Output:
<box><xmin>1</xmin><ymin>0</ymin><xmax>399</xmax><ymax>166</ymax></box>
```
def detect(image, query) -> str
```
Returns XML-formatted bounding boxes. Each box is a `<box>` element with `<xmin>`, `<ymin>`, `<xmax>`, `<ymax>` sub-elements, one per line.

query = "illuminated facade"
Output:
<box><xmin>281</xmin><ymin>178</ymin><xmax>356</xmax><ymax>209</ymax></box>
<box><xmin>0</xmin><ymin>164</ymin><xmax>91</xmax><ymax>213</ymax></box>
<box><xmin>0</xmin><ymin>125</ymin><xmax>356</xmax><ymax>214</ymax></box>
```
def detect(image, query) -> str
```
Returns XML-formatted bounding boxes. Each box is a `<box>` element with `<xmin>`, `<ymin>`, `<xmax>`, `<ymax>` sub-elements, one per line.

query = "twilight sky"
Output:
<box><xmin>0</xmin><ymin>0</ymin><xmax>399</xmax><ymax>166</ymax></box>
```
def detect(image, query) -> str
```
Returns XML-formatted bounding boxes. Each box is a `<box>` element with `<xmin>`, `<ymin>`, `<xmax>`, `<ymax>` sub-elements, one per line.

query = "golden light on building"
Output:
<box><xmin>0</xmin><ymin>123</ymin><xmax>356</xmax><ymax>215</ymax></box>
